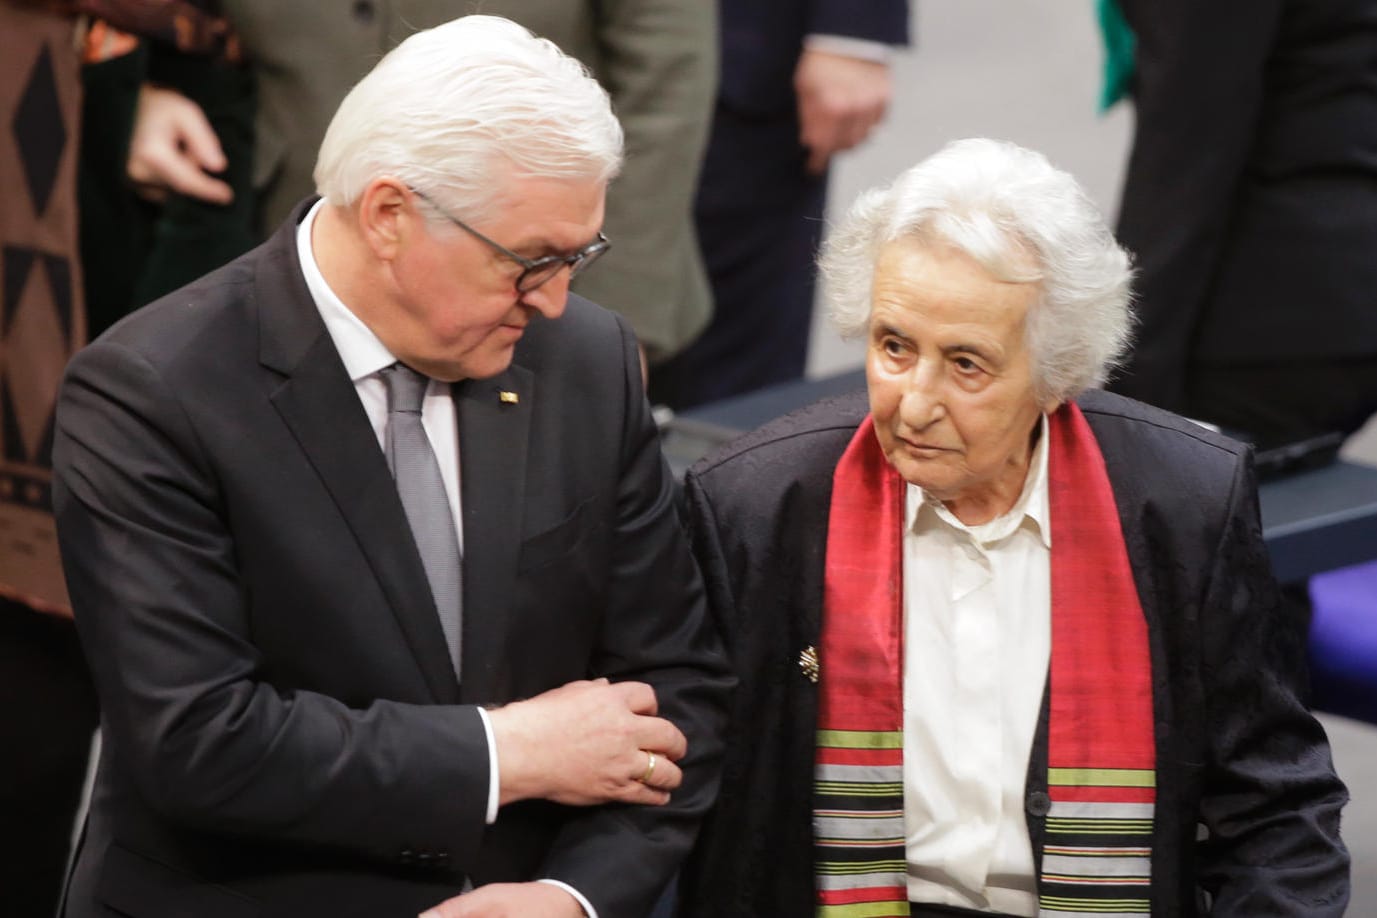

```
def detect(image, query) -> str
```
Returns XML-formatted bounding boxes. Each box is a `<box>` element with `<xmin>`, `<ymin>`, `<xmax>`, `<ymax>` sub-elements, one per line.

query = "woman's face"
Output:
<box><xmin>865</xmin><ymin>238</ymin><xmax>1058</xmax><ymax>525</ymax></box>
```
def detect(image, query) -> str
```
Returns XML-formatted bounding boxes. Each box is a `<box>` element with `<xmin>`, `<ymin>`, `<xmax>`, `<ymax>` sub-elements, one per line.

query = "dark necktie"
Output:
<box><xmin>381</xmin><ymin>363</ymin><xmax>462</xmax><ymax>679</ymax></box>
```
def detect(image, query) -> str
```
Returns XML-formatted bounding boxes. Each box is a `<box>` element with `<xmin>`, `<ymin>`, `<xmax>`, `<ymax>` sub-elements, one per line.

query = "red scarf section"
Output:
<box><xmin>815</xmin><ymin>405</ymin><xmax>1155</xmax><ymax>917</ymax></box>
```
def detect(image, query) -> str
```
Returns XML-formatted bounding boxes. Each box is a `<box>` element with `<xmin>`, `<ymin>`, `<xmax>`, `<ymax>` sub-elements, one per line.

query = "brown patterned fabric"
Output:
<box><xmin>0</xmin><ymin>2</ymin><xmax>86</xmax><ymax>615</ymax></box>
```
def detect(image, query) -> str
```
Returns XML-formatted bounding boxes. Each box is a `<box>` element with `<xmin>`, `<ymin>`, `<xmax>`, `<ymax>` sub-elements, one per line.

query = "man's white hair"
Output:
<box><xmin>821</xmin><ymin>138</ymin><xmax>1134</xmax><ymax>403</ymax></box>
<box><xmin>314</xmin><ymin>15</ymin><xmax>623</xmax><ymax>222</ymax></box>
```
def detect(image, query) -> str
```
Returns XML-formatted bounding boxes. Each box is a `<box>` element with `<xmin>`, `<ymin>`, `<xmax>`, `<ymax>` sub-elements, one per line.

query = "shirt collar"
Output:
<box><xmin>904</xmin><ymin>413</ymin><xmax>1052</xmax><ymax>549</ymax></box>
<box><xmin>296</xmin><ymin>198</ymin><xmax>398</xmax><ymax>382</ymax></box>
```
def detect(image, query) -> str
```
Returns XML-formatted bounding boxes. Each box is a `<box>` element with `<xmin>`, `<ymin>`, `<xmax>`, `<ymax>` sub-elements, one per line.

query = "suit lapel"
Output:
<box><xmin>257</xmin><ymin>202</ymin><xmax>461</xmax><ymax>704</ymax></box>
<box><xmin>455</xmin><ymin>364</ymin><xmax>532</xmax><ymax>704</ymax></box>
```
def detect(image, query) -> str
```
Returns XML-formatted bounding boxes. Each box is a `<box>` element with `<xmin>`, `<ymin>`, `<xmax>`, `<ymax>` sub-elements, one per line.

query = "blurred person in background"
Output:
<box><xmin>75</xmin><ymin>0</ymin><xmax>256</xmax><ymax>336</ymax></box>
<box><xmin>2</xmin><ymin>8</ymin><xmax>93</xmax><ymax>914</ymax></box>
<box><xmin>649</xmin><ymin>0</ymin><xmax>909</xmax><ymax>411</ymax></box>
<box><xmin>1106</xmin><ymin>0</ymin><xmax>1377</xmax><ymax>452</ymax></box>
<box><xmin>2</xmin><ymin>2</ymin><xmax>247</xmax><ymax>911</ymax></box>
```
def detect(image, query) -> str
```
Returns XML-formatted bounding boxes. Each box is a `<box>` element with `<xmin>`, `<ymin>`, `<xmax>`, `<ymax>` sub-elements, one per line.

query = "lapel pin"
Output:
<box><xmin>799</xmin><ymin>645</ymin><xmax>820</xmax><ymax>684</ymax></box>
<box><xmin>498</xmin><ymin>390</ymin><xmax>520</xmax><ymax>405</ymax></box>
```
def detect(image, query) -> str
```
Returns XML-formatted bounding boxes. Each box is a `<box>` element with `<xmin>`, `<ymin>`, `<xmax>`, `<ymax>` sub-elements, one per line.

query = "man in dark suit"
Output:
<box><xmin>1108</xmin><ymin>0</ymin><xmax>1377</xmax><ymax>448</ymax></box>
<box><xmin>649</xmin><ymin>0</ymin><xmax>910</xmax><ymax>410</ymax></box>
<box><xmin>52</xmin><ymin>16</ymin><xmax>731</xmax><ymax>918</ymax></box>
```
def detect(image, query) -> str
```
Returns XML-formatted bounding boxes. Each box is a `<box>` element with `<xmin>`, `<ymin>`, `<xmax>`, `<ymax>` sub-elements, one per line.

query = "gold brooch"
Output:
<box><xmin>498</xmin><ymin>390</ymin><xmax>520</xmax><ymax>405</ymax></box>
<box><xmin>799</xmin><ymin>645</ymin><xmax>820</xmax><ymax>684</ymax></box>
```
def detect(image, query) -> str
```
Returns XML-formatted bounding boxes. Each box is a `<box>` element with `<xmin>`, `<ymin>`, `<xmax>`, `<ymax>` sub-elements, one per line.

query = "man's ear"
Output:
<box><xmin>356</xmin><ymin>177</ymin><xmax>411</xmax><ymax>262</ymax></box>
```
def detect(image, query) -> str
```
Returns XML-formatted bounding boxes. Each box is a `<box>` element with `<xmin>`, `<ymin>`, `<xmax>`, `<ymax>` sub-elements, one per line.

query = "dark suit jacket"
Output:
<box><xmin>679</xmin><ymin>389</ymin><xmax>1349</xmax><ymax>917</ymax></box>
<box><xmin>52</xmin><ymin>202</ymin><xmax>732</xmax><ymax>918</ymax></box>
<box><xmin>1111</xmin><ymin>0</ymin><xmax>1377</xmax><ymax>409</ymax></box>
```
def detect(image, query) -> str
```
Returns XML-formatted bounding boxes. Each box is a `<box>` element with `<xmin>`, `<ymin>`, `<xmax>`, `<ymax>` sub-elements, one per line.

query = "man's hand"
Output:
<box><xmin>421</xmin><ymin>882</ymin><xmax>585</xmax><ymax>918</ymax></box>
<box><xmin>126</xmin><ymin>85</ymin><xmax>233</xmax><ymax>205</ymax></box>
<box><xmin>794</xmin><ymin>48</ymin><xmax>893</xmax><ymax>175</ymax></box>
<box><xmin>488</xmin><ymin>678</ymin><xmax>686</xmax><ymax>807</ymax></box>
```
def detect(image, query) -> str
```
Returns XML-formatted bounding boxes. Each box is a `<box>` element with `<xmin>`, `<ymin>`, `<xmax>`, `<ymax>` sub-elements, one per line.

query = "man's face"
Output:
<box><xmin>378</xmin><ymin>174</ymin><xmax>606</xmax><ymax>382</ymax></box>
<box><xmin>865</xmin><ymin>237</ymin><xmax>1055</xmax><ymax>524</ymax></box>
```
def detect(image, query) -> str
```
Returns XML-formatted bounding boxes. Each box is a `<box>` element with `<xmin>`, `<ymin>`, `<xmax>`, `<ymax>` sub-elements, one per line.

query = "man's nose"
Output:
<box><xmin>519</xmin><ymin>269</ymin><xmax>571</xmax><ymax>320</ymax></box>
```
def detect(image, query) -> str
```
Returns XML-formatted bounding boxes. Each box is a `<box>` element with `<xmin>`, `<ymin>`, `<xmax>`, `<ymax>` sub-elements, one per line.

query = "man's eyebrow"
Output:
<box><xmin>510</xmin><ymin>231</ymin><xmax>602</xmax><ymax>257</ymax></box>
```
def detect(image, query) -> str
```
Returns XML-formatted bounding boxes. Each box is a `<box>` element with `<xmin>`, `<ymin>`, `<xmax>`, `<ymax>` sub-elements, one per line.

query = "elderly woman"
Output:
<box><xmin>679</xmin><ymin>139</ymin><xmax>1349</xmax><ymax>917</ymax></box>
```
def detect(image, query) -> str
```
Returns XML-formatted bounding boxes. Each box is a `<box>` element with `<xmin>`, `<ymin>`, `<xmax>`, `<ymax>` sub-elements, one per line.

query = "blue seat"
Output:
<box><xmin>1309</xmin><ymin>560</ymin><xmax>1377</xmax><ymax>724</ymax></box>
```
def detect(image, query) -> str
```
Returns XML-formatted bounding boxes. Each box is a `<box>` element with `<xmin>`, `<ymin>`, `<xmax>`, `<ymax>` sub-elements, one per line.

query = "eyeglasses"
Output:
<box><xmin>410</xmin><ymin>187</ymin><xmax>610</xmax><ymax>293</ymax></box>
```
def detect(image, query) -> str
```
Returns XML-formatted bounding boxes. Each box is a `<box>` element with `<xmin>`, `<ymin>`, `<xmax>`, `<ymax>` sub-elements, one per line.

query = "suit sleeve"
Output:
<box><xmin>1110</xmin><ymin>0</ymin><xmax>1284</xmax><ymax>410</ymax></box>
<box><xmin>675</xmin><ymin>468</ymin><xmax>749</xmax><ymax>916</ymax></box>
<box><xmin>804</xmin><ymin>0</ymin><xmax>910</xmax><ymax>45</ymax></box>
<box><xmin>1195</xmin><ymin>451</ymin><xmax>1350</xmax><ymax>914</ymax></box>
<box><xmin>569</xmin><ymin>0</ymin><xmax>716</xmax><ymax>358</ymax></box>
<box><xmin>536</xmin><ymin>317</ymin><xmax>735</xmax><ymax>918</ymax></box>
<box><xmin>53</xmin><ymin>340</ymin><xmax>493</xmax><ymax>866</ymax></box>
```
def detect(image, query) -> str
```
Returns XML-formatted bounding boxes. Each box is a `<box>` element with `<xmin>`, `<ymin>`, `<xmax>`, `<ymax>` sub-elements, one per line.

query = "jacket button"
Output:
<box><xmin>1026</xmin><ymin>791</ymin><xmax>1051</xmax><ymax>816</ymax></box>
<box><xmin>353</xmin><ymin>0</ymin><xmax>375</xmax><ymax>23</ymax></box>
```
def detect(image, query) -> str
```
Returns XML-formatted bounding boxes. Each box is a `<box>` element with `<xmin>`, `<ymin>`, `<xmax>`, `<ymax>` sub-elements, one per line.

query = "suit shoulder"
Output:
<box><xmin>1076</xmin><ymin>389</ymin><xmax>1254</xmax><ymax>515</ymax></box>
<box><xmin>687</xmin><ymin>390</ymin><xmax>866</xmax><ymax>488</ymax></box>
<box><xmin>92</xmin><ymin>248</ymin><xmax>261</xmax><ymax>371</ymax></box>
<box><xmin>1078</xmin><ymin>388</ymin><xmax>1249</xmax><ymax>462</ymax></box>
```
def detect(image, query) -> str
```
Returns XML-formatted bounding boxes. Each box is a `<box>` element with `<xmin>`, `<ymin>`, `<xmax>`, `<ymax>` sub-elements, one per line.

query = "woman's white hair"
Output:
<box><xmin>314</xmin><ymin>15</ymin><xmax>623</xmax><ymax>221</ymax></box>
<box><xmin>821</xmin><ymin>138</ymin><xmax>1134</xmax><ymax>403</ymax></box>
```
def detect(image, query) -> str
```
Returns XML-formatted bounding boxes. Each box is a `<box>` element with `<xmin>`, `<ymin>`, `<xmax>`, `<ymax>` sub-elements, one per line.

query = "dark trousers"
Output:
<box><xmin>0</xmin><ymin>600</ymin><xmax>98</xmax><ymax>917</ymax></box>
<box><xmin>649</xmin><ymin>107</ymin><xmax>828</xmax><ymax>412</ymax></box>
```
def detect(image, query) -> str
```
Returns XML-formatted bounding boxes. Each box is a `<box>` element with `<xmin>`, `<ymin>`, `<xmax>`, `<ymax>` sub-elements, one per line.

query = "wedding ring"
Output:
<box><xmin>639</xmin><ymin>751</ymin><xmax>657</xmax><ymax>784</ymax></box>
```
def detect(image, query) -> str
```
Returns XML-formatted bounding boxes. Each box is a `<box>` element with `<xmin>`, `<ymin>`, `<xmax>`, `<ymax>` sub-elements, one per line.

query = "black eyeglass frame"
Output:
<box><xmin>409</xmin><ymin>187</ymin><xmax>610</xmax><ymax>293</ymax></box>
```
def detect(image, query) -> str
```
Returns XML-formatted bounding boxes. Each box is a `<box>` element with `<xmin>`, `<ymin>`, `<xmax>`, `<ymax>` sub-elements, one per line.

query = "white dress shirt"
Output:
<box><xmin>902</xmin><ymin>416</ymin><xmax>1052</xmax><ymax>916</ymax></box>
<box><xmin>296</xmin><ymin>202</ymin><xmax>597</xmax><ymax>917</ymax></box>
<box><xmin>804</xmin><ymin>33</ymin><xmax>894</xmax><ymax>64</ymax></box>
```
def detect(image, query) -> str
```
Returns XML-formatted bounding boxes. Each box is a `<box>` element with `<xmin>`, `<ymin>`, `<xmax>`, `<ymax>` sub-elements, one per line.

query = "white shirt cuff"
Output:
<box><xmin>475</xmin><ymin>706</ymin><xmax>499</xmax><ymax>825</ymax></box>
<box><xmin>537</xmin><ymin>879</ymin><xmax>599</xmax><ymax>918</ymax></box>
<box><xmin>804</xmin><ymin>33</ymin><xmax>893</xmax><ymax>64</ymax></box>
<box><xmin>475</xmin><ymin>710</ymin><xmax>595</xmax><ymax>916</ymax></box>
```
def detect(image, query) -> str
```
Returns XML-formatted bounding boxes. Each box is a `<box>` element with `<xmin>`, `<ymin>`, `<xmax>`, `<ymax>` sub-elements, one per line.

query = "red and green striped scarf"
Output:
<box><xmin>814</xmin><ymin>404</ymin><xmax>1156</xmax><ymax>917</ymax></box>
